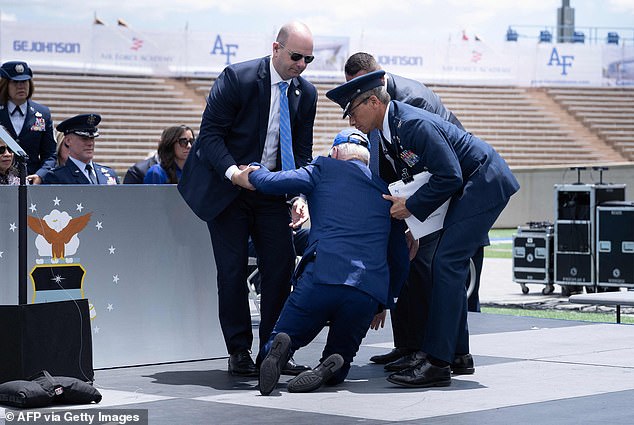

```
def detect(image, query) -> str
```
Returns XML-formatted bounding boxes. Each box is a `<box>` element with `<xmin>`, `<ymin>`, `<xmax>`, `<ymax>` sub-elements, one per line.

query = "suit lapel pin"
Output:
<box><xmin>294</xmin><ymin>89</ymin><xmax>300</xmax><ymax>96</ymax></box>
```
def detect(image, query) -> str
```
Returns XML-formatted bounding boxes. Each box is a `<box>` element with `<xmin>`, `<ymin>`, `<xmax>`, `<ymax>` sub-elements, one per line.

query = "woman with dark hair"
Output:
<box><xmin>0</xmin><ymin>138</ymin><xmax>20</xmax><ymax>185</ymax></box>
<box><xmin>144</xmin><ymin>125</ymin><xmax>194</xmax><ymax>184</ymax></box>
<box><xmin>0</xmin><ymin>61</ymin><xmax>56</xmax><ymax>184</ymax></box>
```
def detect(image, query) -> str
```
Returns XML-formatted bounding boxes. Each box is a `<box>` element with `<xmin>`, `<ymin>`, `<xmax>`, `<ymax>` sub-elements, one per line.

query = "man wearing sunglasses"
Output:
<box><xmin>178</xmin><ymin>21</ymin><xmax>317</xmax><ymax>378</ymax></box>
<box><xmin>43</xmin><ymin>113</ymin><xmax>118</xmax><ymax>185</ymax></box>
<box><xmin>235</xmin><ymin>129</ymin><xmax>409</xmax><ymax>395</ymax></box>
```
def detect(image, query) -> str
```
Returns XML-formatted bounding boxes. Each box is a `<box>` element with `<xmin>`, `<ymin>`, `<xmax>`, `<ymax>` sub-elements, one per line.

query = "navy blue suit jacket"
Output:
<box><xmin>385</xmin><ymin>101</ymin><xmax>519</xmax><ymax>241</ymax></box>
<box><xmin>386</xmin><ymin>73</ymin><xmax>464</xmax><ymax>130</ymax></box>
<box><xmin>0</xmin><ymin>100</ymin><xmax>56</xmax><ymax>177</ymax></box>
<box><xmin>43</xmin><ymin>160</ymin><xmax>119</xmax><ymax>185</ymax></box>
<box><xmin>178</xmin><ymin>56</ymin><xmax>318</xmax><ymax>222</ymax></box>
<box><xmin>249</xmin><ymin>156</ymin><xmax>409</xmax><ymax>307</ymax></box>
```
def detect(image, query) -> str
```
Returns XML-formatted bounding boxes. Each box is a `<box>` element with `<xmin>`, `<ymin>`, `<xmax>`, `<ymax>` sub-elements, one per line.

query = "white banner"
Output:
<box><xmin>1</xmin><ymin>21</ymin><xmax>630</xmax><ymax>86</ymax></box>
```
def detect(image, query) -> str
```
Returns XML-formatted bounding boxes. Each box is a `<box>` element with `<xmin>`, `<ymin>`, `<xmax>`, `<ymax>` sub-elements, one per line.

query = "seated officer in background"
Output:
<box><xmin>233</xmin><ymin>129</ymin><xmax>409</xmax><ymax>395</ymax></box>
<box><xmin>43</xmin><ymin>114</ymin><xmax>118</xmax><ymax>185</ymax></box>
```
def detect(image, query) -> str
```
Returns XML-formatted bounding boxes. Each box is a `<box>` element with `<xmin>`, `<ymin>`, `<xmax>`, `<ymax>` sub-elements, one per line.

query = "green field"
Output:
<box><xmin>482</xmin><ymin>229</ymin><xmax>634</xmax><ymax>325</ymax></box>
<box><xmin>482</xmin><ymin>306</ymin><xmax>634</xmax><ymax>325</ymax></box>
<box><xmin>485</xmin><ymin>228</ymin><xmax>514</xmax><ymax>258</ymax></box>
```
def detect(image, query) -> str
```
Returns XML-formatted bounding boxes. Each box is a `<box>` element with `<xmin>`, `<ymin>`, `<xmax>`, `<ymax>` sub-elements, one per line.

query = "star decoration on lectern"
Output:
<box><xmin>9</xmin><ymin>223</ymin><xmax>16</xmax><ymax>232</ymax></box>
<box><xmin>51</xmin><ymin>275</ymin><xmax>65</xmax><ymax>284</ymax></box>
<box><xmin>107</xmin><ymin>304</ymin><xmax>114</xmax><ymax>312</ymax></box>
<box><xmin>76</xmin><ymin>203</ymin><xmax>84</xmax><ymax>212</ymax></box>
<box><xmin>29</xmin><ymin>203</ymin><xmax>37</xmax><ymax>212</ymax></box>
<box><xmin>53</xmin><ymin>197</ymin><xmax>61</xmax><ymax>206</ymax></box>
<box><xmin>108</xmin><ymin>245</ymin><xmax>116</xmax><ymax>254</ymax></box>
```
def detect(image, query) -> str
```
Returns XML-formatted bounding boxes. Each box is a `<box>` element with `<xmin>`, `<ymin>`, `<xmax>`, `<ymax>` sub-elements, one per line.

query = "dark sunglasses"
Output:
<box><xmin>278</xmin><ymin>43</ymin><xmax>314</xmax><ymax>64</ymax></box>
<box><xmin>177</xmin><ymin>138</ymin><xmax>194</xmax><ymax>148</ymax></box>
<box><xmin>0</xmin><ymin>146</ymin><xmax>12</xmax><ymax>155</ymax></box>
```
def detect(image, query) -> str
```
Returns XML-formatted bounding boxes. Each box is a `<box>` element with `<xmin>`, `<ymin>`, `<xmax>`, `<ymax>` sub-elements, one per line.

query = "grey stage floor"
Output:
<box><xmin>2</xmin><ymin>258</ymin><xmax>634</xmax><ymax>424</ymax></box>
<box><xmin>3</xmin><ymin>312</ymin><xmax>633</xmax><ymax>425</ymax></box>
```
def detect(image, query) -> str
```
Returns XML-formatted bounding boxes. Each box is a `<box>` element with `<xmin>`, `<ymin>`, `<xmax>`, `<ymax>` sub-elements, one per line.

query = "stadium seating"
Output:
<box><xmin>546</xmin><ymin>87</ymin><xmax>634</xmax><ymax>161</ymax></box>
<box><xmin>33</xmin><ymin>72</ymin><xmax>204</xmax><ymax>176</ymax></box>
<box><xmin>31</xmin><ymin>71</ymin><xmax>632</xmax><ymax>175</ymax></box>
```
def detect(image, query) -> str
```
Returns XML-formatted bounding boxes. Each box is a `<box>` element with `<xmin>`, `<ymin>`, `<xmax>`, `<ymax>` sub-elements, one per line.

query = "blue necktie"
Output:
<box><xmin>368</xmin><ymin>129</ymin><xmax>381</xmax><ymax>176</ymax></box>
<box><xmin>278</xmin><ymin>82</ymin><xmax>295</xmax><ymax>171</ymax></box>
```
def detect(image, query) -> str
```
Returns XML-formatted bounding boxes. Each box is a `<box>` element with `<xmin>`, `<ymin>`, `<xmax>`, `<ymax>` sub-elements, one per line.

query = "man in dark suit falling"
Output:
<box><xmin>178</xmin><ymin>21</ymin><xmax>317</xmax><ymax>377</ymax></box>
<box><xmin>42</xmin><ymin>114</ymin><xmax>118</xmax><ymax>185</ymax></box>
<box><xmin>235</xmin><ymin>129</ymin><xmax>409</xmax><ymax>395</ymax></box>
<box><xmin>327</xmin><ymin>71</ymin><xmax>519</xmax><ymax>388</ymax></box>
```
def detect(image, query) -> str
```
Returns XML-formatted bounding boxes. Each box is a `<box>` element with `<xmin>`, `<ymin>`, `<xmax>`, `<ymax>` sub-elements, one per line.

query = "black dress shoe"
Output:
<box><xmin>369</xmin><ymin>348</ymin><xmax>410</xmax><ymax>365</ymax></box>
<box><xmin>387</xmin><ymin>359</ymin><xmax>451</xmax><ymax>388</ymax></box>
<box><xmin>287</xmin><ymin>353</ymin><xmax>344</xmax><ymax>393</ymax></box>
<box><xmin>281</xmin><ymin>357</ymin><xmax>311</xmax><ymax>376</ymax></box>
<box><xmin>259</xmin><ymin>333</ymin><xmax>291</xmax><ymax>396</ymax></box>
<box><xmin>228</xmin><ymin>350</ymin><xmax>258</xmax><ymax>377</ymax></box>
<box><xmin>384</xmin><ymin>351</ymin><xmax>426</xmax><ymax>372</ymax></box>
<box><xmin>451</xmin><ymin>353</ymin><xmax>475</xmax><ymax>375</ymax></box>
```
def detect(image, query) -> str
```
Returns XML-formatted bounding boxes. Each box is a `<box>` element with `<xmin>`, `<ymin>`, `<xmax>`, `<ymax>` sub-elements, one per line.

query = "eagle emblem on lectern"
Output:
<box><xmin>28</xmin><ymin>210</ymin><xmax>92</xmax><ymax>259</ymax></box>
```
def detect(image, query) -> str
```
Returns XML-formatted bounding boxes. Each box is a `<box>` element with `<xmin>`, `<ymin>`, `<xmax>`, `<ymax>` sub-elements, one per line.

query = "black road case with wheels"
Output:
<box><xmin>597</xmin><ymin>201</ymin><xmax>634</xmax><ymax>289</ymax></box>
<box><xmin>513</xmin><ymin>222</ymin><xmax>555</xmax><ymax>295</ymax></box>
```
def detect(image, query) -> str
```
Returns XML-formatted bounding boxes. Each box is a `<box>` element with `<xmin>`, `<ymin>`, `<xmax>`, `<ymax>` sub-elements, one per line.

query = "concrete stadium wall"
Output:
<box><xmin>496</xmin><ymin>162</ymin><xmax>634</xmax><ymax>228</ymax></box>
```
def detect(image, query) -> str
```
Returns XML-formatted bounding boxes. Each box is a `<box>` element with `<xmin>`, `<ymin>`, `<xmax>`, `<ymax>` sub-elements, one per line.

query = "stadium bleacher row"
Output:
<box><xmin>32</xmin><ymin>71</ymin><xmax>633</xmax><ymax>176</ymax></box>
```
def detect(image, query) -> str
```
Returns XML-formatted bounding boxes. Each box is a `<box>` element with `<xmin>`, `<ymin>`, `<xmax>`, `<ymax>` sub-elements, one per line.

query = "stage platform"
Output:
<box><xmin>2</xmin><ymin>258</ymin><xmax>633</xmax><ymax>424</ymax></box>
<box><xmin>2</xmin><ymin>311</ymin><xmax>633</xmax><ymax>424</ymax></box>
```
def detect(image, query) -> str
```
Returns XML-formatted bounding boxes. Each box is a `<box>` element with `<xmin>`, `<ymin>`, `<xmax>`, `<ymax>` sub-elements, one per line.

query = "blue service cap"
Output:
<box><xmin>332</xmin><ymin>128</ymin><xmax>369</xmax><ymax>149</ymax></box>
<box><xmin>0</xmin><ymin>61</ymin><xmax>33</xmax><ymax>81</ymax></box>
<box><xmin>326</xmin><ymin>70</ymin><xmax>386</xmax><ymax>118</ymax></box>
<box><xmin>56</xmin><ymin>114</ymin><xmax>101</xmax><ymax>138</ymax></box>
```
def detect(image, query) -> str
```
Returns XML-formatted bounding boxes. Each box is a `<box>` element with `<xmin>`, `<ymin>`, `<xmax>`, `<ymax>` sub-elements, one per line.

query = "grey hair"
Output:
<box><xmin>365</xmin><ymin>86</ymin><xmax>390</xmax><ymax>104</ymax></box>
<box><xmin>333</xmin><ymin>142</ymin><xmax>370</xmax><ymax>165</ymax></box>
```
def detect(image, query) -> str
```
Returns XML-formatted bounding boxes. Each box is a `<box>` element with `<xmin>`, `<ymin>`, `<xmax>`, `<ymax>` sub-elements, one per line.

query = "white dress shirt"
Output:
<box><xmin>225</xmin><ymin>61</ymin><xmax>290</xmax><ymax>180</ymax></box>
<box><xmin>8</xmin><ymin>101</ymin><xmax>26</xmax><ymax>135</ymax></box>
<box><xmin>68</xmin><ymin>156</ymin><xmax>97</xmax><ymax>183</ymax></box>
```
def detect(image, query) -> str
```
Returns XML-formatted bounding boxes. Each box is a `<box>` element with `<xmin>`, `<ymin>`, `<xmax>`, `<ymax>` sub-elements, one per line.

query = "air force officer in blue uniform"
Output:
<box><xmin>327</xmin><ymin>71</ymin><xmax>520</xmax><ymax>388</ymax></box>
<box><xmin>43</xmin><ymin>114</ymin><xmax>119</xmax><ymax>185</ymax></box>
<box><xmin>0</xmin><ymin>61</ymin><xmax>56</xmax><ymax>184</ymax></box>
<box><xmin>240</xmin><ymin>130</ymin><xmax>409</xmax><ymax>395</ymax></box>
<box><xmin>178</xmin><ymin>22</ymin><xmax>317</xmax><ymax>377</ymax></box>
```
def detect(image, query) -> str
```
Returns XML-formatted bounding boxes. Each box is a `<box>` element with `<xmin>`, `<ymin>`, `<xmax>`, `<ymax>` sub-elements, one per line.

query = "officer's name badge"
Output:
<box><xmin>400</xmin><ymin>150</ymin><xmax>420</xmax><ymax>167</ymax></box>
